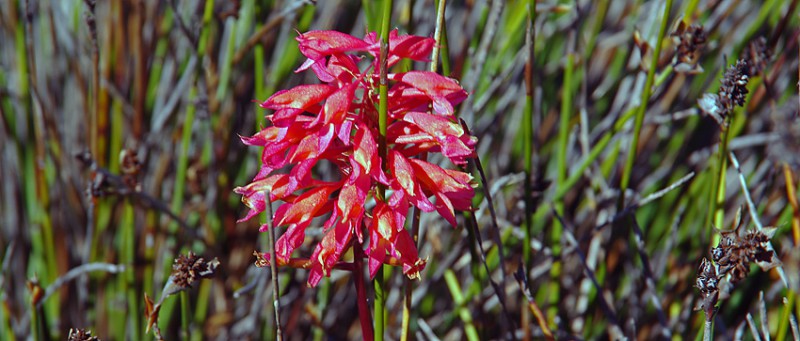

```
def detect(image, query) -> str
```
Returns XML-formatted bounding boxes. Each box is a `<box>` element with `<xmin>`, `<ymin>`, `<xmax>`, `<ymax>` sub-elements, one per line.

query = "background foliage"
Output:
<box><xmin>1</xmin><ymin>0</ymin><xmax>799</xmax><ymax>339</ymax></box>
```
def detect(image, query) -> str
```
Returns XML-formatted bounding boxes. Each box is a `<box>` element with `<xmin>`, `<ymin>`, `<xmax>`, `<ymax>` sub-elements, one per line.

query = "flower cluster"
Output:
<box><xmin>671</xmin><ymin>22</ymin><xmax>706</xmax><ymax>73</ymax></box>
<box><xmin>697</xmin><ymin>36</ymin><xmax>771</xmax><ymax>126</ymax></box>
<box><xmin>235</xmin><ymin>30</ymin><xmax>476</xmax><ymax>287</ymax></box>
<box><xmin>68</xmin><ymin>328</ymin><xmax>100</xmax><ymax>341</ymax></box>
<box><xmin>695</xmin><ymin>214</ymin><xmax>779</xmax><ymax>320</ymax></box>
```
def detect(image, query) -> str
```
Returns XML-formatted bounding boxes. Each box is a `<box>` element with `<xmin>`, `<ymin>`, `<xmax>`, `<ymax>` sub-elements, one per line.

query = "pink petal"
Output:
<box><xmin>368</xmin><ymin>229</ymin><xmax>388</xmax><ymax>279</ymax></box>
<box><xmin>388</xmin><ymin>151</ymin><xmax>435</xmax><ymax>212</ymax></box>
<box><xmin>273</xmin><ymin>185</ymin><xmax>336</xmax><ymax>227</ymax></box>
<box><xmin>297</xmin><ymin>30</ymin><xmax>372</xmax><ymax>60</ymax></box>
<box><xmin>389</xmin><ymin>71</ymin><xmax>468</xmax><ymax>116</ymax></box>
<box><xmin>261</xmin><ymin>84</ymin><xmax>335</xmax><ymax>110</ymax></box>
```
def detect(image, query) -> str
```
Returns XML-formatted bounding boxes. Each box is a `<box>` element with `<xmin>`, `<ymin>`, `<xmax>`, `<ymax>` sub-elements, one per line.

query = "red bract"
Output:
<box><xmin>235</xmin><ymin>29</ymin><xmax>477</xmax><ymax>287</ymax></box>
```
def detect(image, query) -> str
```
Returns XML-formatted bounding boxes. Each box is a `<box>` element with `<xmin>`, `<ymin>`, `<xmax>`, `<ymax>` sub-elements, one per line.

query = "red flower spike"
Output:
<box><xmin>409</xmin><ymin>159</ymin><xmax>474</xmax><ymax>226</ymax></box>
<box><xmin>368</xmin><ymin>228</ymin><xmax>388</xmax><ymax>279</ymax></box>
<box><xmin>402</xmin><ymin>111</ymin><xmax>476</xmax><ymax>164</ymax></box>
<box><xmin>390</xmin><ymin>228</ymin><xmax>426</xmax><ymax>279</ymax></box>
<box><xmin>273</xmin><ymin>221</ymin><xmax>310</xmax><ymax>262</ymax></box>
<box><xmin>261</xmin><ymin>84</ymin><xmax>335</xmax><ymax>110</ymax></box>
<box><xmin>389</xmin><ymin>151</ymin><xmax>435</xmax><ymax>212</ymax></box>
<box><xmin>233</xmin><ymin>173</ymin><xmax>292</xmax><ymax>222</ymax></box>
<box><xmin>237</xmin><ymin>30</ymin><xmax>477</xmax><ymax>287</ymax></box>
<box><xmin>296</xmin><ymin>30</ymin><xmax>373</xmax><ymax>59</ymax></box>
<box><xmin>308</xmin><ymin>218</ymin><xmax>354</xmax><ymax>287</ymax></box>
<box><xmin>364</xmin><ymin>30</ymin><xmax>435</xmax><ymax>68</ymax></box>
<box><xmin>389</xmin><ymin>71</ymin><xmax>468</xmax><ymax>116</ymax></box>
<box><xmin>273</xmin><ymin>185</ymin><xmax>336</xmax><ymax>228</ymax></box>
<box><xmin>312</xmin><ymin>83</ymin><xmax>357</xmax><ymax>129</ymax></box>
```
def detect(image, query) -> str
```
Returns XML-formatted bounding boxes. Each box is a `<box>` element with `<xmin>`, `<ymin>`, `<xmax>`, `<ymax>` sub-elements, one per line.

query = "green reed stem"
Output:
<box><xmin>444</xmin><ymin>270</ymin><xmax>480</xmax><ymax>341</ymax></box>
<box><xmin>374</xmin><ymin>1</ymin><xmax>392</xmax><ymax>340</ymax></box>
<box><xmin>521</xmin><ymin>3</ymin><xmax>536</xmax><ymax>338</ymax></box>
<box><xmin>169</xmin><ymin>86</ymin><xmax>196</xmax><ymax>233</ymax></box>
<box><xmin>618</xmin><ymin>0</ymin><xmax>672</xmax><ymax>208</ymax></box>
<box><xmin>522</xmin><ymin>0</ymin><xmax>535</xmax><ymax>269</ymax></box>
<box><xmin>121</xmin><ymin>201</ymin><xmax>140</xmax><ymax>341</ymax></box>
<box><xmin>180</xmin><ymin>291</ymin><xmax>190</xmax><ymax>339</ymax></box>
<box><xmin>712</xmin><ymin>117</ymin><xmax>732</xmax><ymax>230</ymax></box>
<box><xmin>777</xmin><ymin>290</ymin><xmax>796</xmax><ymax>341</ymax></box>
<box><xmin>584</xmin><ymin>0</ymin><xmax>609</xmax><ymax>62</ymax></box>
<box><xmin>555</xmin><ymin>49</ymin><xmax>573</xmax><ymax>243</ymax></box>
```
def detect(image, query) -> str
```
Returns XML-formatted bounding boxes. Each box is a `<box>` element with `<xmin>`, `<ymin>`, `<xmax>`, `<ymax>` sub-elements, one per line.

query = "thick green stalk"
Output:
<box><xmin>618</xmin><ymin>0</ymin><xmax>672</xmax><ymax>208</ymax></box>
<box><xmin>374</xmin><ymin>1</ymin><xmax>392</xmax><ymax>340</ymax></box>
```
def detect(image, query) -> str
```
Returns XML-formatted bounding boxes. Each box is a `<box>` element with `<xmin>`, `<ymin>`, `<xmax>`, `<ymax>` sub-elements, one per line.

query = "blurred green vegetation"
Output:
<box><xmin>1</xmin><ymin>0</ymin><xmax>799</xmax><ymax>340</ymax></box>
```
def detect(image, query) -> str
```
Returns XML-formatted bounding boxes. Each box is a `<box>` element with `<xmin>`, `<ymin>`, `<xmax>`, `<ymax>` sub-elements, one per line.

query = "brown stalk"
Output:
<box><xmin>513</xmin><ymin>265</ymin><xmax>554</xmax><ymax>341</ymax></box>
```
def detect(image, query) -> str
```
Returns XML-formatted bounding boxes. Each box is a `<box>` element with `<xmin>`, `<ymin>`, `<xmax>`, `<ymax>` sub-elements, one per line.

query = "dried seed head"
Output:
<box><xmin>718</xmin><ymin>60</ymin><xmax>750</xmax><ymax>110</ymax></box>
<box><xmin>711</xmin><ymin>222</ymin><xmax>779</xmax><ymax>284</ymax></box>
<box><xmin>697</xmin><ymin>37</ymin><xmax>770</xmax><ymax>127</ymax></box>
<box><xmin>742</xmin><ymin>36</ymin><xmax>770</xmax><ymax>77</ymax></box>
<box><xmin>672</xmin><ymin>24</ymin><xmax>707</xmax><ymax>65</ymax></box>
<box><xmin>68</xmin><ymin>328</ymin><xmax>100</xmax><ymax>341</ymax></box>
<box><xmin>171</xmin><ymin>252</ymin><xmax>220</xmax><ymax>289</ymax></box>
<box><xmin>119</xmin><ymin>148</ymin><xmax>142</xmax><ymax>191</ymax></box>
<box><xmin>253</xmin><ymin>250</ymin><xmax>270</xmax><ymax>268</ymax></box>
<box><xmin>698</xmin><ymin>59</ymin><xmax>750</xmax><ymax>126</ymax></box>
<box><xmin>695</xmin><ymin>258</ymin><xmax>720</xmax><ymax>320</ymax></box>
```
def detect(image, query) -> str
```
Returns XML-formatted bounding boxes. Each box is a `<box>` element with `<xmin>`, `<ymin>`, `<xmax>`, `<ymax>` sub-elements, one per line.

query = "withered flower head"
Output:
<box><xmin>742</xmin><ymin>36</ymin><xmax>770</xmax><ymax>77</ymax></box>
<box><xmin>119</xmin><ymin>148</ymin><xmax>142</xmax><ymax>191</ymax></box>
<box><xmin>696</xmin><ymin>209</ymin><xmax>781</xmax><ymax>322</ymax></box>
<box><xmin>672</xmin><ymin>22</ymin><xmax>706</xmax><ymax>70</ymax></box>
<box><xmin>714</xmin><ymin>223</ymin><xmax>779</xmax><ymax>284</ymax></box>
<box><xmin>171</xmin><ymin>252</ymin><xmax>220</xmax><ymax>290</ymax></box>
<box><xmin>68</xmin><ymin>328</ymin><xmax>100</xmax><ymax>341</ymax></box>
<box><xmin>718</xmin><ymin>60</ymin><xmax>750</xmax><ymax>110</ymax></box>
<box><xmin>695</xmin><ymin>258</ymin><xmax>719</xmax><ymax>320</ymax></box>
<box><xmin>699</xmin><ymin>59</ymin><xmax>750</xmax><ymax>126</ymax></box>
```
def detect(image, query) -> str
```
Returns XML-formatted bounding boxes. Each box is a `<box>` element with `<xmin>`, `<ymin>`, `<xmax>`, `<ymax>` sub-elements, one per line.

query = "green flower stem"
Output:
<box><xmin>618</xmin><ymin>0</ymin><xmax>672</xmax><ymax>208</ymax></box>
<box><xmin>374</xmin><ymin>1</ymin><xmax>393</xmax><ymax>340</ymax></box>
<box><xmin>181</xmin><ymin>291</ymin><xmax>190</xmax><ymax>339</ymax></box>
<box><xmin>682</xmin><ymin>0</ymin><xmax>701</xmax><ymax>19</ymax></box>
<box><xmin>192</xmin><ymin>281</ymin><xmax>212</xmax><ymax>341</ymax></box>
<box><xmin>777</xmin><ymin>289</ymin><xmax>796</xmax><ymax>341</ymax></box>
<box><xmin>711</xmin><ymin>117</ymin><xmax>732</xmax><ymax>231</ymax></box>
<box><xmin>121</xmin><ymin>202</ymin><xmax>140</xmax><ymax>341</ymax></box>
